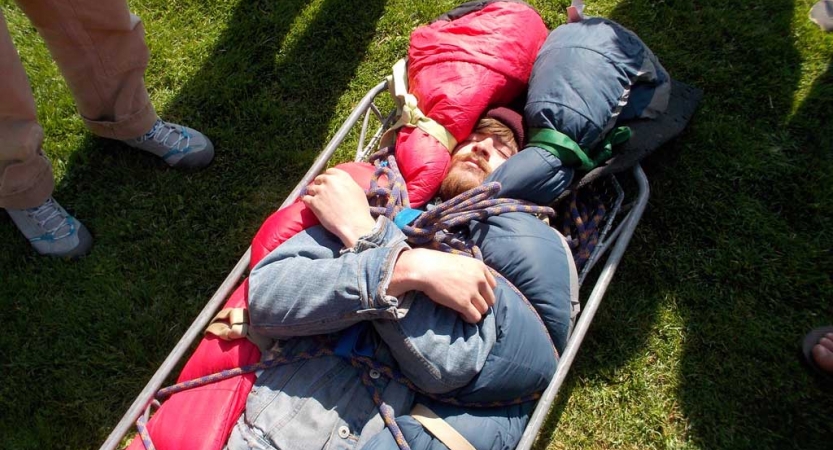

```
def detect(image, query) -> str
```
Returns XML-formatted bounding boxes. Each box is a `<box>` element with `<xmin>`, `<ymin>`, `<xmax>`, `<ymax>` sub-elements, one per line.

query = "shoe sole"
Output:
<box><xmin>170</xmin><ymin>141</ymin><xmax>215</xmax><ymax>170</ymax></box>
<box><xmin>52</xmin><ymin>221</ymin><xmax>94</xmax><ymax>259</ymax></box>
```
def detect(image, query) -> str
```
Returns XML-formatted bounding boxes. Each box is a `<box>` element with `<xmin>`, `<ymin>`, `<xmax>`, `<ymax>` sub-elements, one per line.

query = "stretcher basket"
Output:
<box><xmin>100</xmin><ymin>77</ymin><xmax>701</xmax><ymax>450</ymax></box>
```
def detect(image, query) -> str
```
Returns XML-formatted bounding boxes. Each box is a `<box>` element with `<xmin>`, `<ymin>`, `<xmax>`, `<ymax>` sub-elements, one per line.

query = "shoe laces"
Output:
<box><xmin>138</xmin><ymin>119</ymin><xmax>191</xmax><ymax>151</ymax></box>
<box><xmin>27</xmin><ymin>198</ymin><xmax>73</xmax><ymax>240</ymax></box>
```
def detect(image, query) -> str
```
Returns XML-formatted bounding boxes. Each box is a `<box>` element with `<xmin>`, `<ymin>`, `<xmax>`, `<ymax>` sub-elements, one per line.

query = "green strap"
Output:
<box><xmin>595</xmin><ymin>126</ymin><xmax>632</xmax><ymax>167</ymax></box>
<box><xmin>527</xmin><ymin>126</ymin><xmax>632</xmax><ymax>171</ymax></box>
<box><xmin>528</xmin><ymin>128</ymin><xmax>591</xmax><ymax>170</ymax></box>
<box><xmin>380</xmin><ymin>59</ymin><xmax>458</xmax><ymax>152</ymax></box>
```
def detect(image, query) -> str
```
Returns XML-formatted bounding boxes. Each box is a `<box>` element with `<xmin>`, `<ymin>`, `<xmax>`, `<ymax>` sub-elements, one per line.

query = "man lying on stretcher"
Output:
<box><xmin>226</xmin><ymin>107</ymin><xmax>578</xmax><ymax>450</ymax></box>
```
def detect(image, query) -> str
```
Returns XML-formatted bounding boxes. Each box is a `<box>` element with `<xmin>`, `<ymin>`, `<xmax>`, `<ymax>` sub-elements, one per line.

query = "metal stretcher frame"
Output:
<box><xmin>100</xmin><ymin>79</ymin><xmax>649</xmax><ymax>450</ymax></box>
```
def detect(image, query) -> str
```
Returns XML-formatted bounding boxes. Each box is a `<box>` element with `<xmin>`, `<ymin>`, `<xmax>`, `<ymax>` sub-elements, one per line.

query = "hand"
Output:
<box><xmin>388</xmin><ymin>248</ymin><xmax>497</xmax><ymax>323</ymax></box>
<box><xmin>302</xmin><ymin>168</ymin><xmax>376</xmax><ymax>248</ymax></box>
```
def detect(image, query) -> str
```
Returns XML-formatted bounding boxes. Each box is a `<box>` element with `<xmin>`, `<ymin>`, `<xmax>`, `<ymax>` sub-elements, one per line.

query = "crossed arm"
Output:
<box><xmin>301</xmin><ymin>168</ymin><xmax>497</xmax><ymax>324</ymax></box>
<box><xmin>246</xmin><ymin>168</ymin><xmax>502</xmax><ymax>393</ymax></box>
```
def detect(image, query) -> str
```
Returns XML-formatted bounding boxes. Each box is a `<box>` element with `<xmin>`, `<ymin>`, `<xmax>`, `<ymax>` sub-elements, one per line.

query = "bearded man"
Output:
<box><xmin>228</xmin><ymin>107</ymin><xmax>577</xmax><ymax>450</ymax></box>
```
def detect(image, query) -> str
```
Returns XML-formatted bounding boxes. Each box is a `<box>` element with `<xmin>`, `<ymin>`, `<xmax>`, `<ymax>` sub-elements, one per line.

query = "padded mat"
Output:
<box><xmin>572</xmin><ymin>79</ymin><xmax>704</xmax><ymax>190</ymax></box>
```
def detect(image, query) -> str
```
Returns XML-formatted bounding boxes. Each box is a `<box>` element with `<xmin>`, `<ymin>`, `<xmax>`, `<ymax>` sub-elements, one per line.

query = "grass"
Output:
<box><xmin>0</xmin><ymin>0</ymin><xmax>830</xmax><ymax>449</ymax></box>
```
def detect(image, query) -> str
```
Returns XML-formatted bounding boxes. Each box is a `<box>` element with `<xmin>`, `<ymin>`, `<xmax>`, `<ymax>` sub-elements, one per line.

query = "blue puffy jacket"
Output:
<box><xmin>368</xmin><ymin>15</ymin><xmax>671</xmax><ymax>450</ymax></box>
<box><xmin>365</xmin><ymin>133</ymin><xmax>578</xmax><ymax>450</ymax></box>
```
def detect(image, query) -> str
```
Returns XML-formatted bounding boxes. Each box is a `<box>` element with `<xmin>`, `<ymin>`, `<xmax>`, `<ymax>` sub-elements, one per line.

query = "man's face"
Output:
<box><xmin>438</xmin><ymin>131</ymin><xmax>518</xmax><ymax>200</ymax></box>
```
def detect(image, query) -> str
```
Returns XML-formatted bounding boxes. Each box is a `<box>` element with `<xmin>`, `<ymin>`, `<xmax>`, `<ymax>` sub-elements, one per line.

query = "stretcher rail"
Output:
<box><xmin>100</xmin><ymin>80</ymin><xmax>389</xmax><ymax>450</ymax></box>
<box><xmin>101</xmin><ymin>79</ymin><xmax>647</xmax><ymax>450</ymax></box>
<box><xmin>516</xmin><ymin>165</ymin><xmax>650</xmax><ymax>450</ymax></box>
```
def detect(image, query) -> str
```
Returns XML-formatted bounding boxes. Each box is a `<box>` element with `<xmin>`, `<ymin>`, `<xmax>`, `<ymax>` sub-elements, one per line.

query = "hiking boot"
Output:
<box><xmin>124</xmin><ymin>118</ymin><xmax>215</xmax><ymax>169</ymax></box>
<box><xmin>6</xmin><ymin>196</ymin><xmax>93</xmax><ymax>257</ymax></box>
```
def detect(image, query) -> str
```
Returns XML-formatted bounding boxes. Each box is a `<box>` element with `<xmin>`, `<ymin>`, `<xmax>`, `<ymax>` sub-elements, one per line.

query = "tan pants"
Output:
<box><xmin>0</xmin><ymin>0</ymin><xmax>158</xmax><ymax>209</ymax></box>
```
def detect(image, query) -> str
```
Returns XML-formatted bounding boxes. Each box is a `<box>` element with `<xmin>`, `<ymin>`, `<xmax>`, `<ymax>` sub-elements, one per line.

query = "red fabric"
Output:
<box><xmin>396</xmin><ymin>1</ymin><xmax>548</xmax><ymax>206</ymax></box>
<box><xmin>125</xmin><ymin>375</ymin><xmax>255</xmax><ymax>450</ymax></box>
<box><xmin>251</xmin><ymin>201</ymin><xmax>319</xmax><ymax>268</ymax></box>
<box><xmin>136</xmin><ymin>162</ymin><xmax>377</xmax><ymax>450</ymax></box>
<box><xmin>126</xmin><ymin>292</ymin><xmax>260</xmax><ymax>450</ymax></box>
<box><xmin>250</xmin><ymin>162</ymin><xmax>376</xmax><ymax>266</ymax></box>
<box><xmin>178</xmin><ymin>281</ymin><xmax>260</xmax><ymax>382</ymax></box>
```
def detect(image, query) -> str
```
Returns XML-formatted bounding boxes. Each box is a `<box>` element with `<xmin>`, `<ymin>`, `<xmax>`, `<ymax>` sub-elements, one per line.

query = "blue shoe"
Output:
<box><xmin>124</xmin><ymin>119</ymin><xmax>214</xmax><ymax>169</ymax></box>
<box><xmin>6</xmin><ymin>196</ymin><xmax>93</xmax><ymax>257</ymax></box>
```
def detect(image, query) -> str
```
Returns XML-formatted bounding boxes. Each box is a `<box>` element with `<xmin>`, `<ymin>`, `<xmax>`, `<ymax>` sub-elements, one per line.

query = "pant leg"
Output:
<box><xmin>15</xmin><ymin>0</ymin><xmax>158</xmax><ymax>140</ymax></box>
<box><xmin>0</xmin><ymin>7</ymin><xmax>53</xmax><ymax>209</ymax></box>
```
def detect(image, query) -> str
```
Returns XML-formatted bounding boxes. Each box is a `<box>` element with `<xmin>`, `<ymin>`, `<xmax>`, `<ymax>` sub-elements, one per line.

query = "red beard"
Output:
<box><xmin>437</xmin><ymin>153</ymin><xmax>490</xmax><ymax>200</ymax></box>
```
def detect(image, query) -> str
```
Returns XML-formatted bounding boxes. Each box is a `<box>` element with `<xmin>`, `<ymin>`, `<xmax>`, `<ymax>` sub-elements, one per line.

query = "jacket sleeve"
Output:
<box><xmin>372</xmin><ymin>287</ymin><xmax>497</xmax><ymax>395</ymax></box>
<box><xmin>249</xmin><ymin>215</ymin><xmax>498</xmax><ymax>395</ymax></box>
<box><xmin>247</xmin><ymin>216</ymin><xmax>410</xmax><ymax>338</ymax></box>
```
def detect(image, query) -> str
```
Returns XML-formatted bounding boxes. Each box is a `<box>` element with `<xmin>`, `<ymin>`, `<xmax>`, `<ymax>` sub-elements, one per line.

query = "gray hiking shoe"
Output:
<box><xmin>6</xmin><ymin>196</ymin><xmax>93</xmax><ymax>257</ymax></box>
<box><xmin>124</xmin><ymin>119</ymin><xmax>215</xmax><ymax>169</ymax></box>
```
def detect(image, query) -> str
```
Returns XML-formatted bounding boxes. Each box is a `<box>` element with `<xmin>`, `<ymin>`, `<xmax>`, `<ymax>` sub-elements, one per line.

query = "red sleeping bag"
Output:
<box><xmin>126</xmin><ymin>1</ymin><xmax>548</xmax><ymax>448</ymax></box>
<box><xmin>397</xmin><ymin>0</ymin><xmax>548</xmax><ymax>206</ymax></box>
<box><xmin>126</xmin><ymin>164</ymin><xmax>376</xmax><ymax>450</ymax></box>
<box><xmin>125</xmin><ymin>281</ymin><xmax>259</xmax><ymax>450</ymax></box>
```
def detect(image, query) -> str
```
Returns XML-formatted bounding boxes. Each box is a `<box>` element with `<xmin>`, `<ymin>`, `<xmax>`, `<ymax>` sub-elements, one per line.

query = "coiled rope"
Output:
<box><xmin>555</xmin><ymin>187</ymin><xmax>608</xmax><ymax>271</ymax></box>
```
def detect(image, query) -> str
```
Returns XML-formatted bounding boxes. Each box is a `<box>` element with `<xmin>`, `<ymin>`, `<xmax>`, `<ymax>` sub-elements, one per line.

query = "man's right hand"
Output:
<box><xmin>387</xmin><ymin>248</ymin><xmax>497</xmax><ymax>323</ymax></box>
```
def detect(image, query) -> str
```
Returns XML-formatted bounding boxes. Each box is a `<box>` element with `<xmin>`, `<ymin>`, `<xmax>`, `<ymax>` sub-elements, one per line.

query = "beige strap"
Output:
<box><xmin>205</xmin><ymin>307</ymin><xmax>249</xmax><ymax>340</ymax></box>
<box><xmin>205</xmin><ymin>308</ymin><xmax>272</xmax><ymax>353</ymax></box>
<box><xmin>380</xmin><ymin>59</ymin><xmax>458</xmax><ymax>151</ymax></box>
<box><xmin>410</xmin><ymin>403</ymin><xmax>476</xmax><ymax>450</ymax></box>
<box><xmin>205</xmin><ymin>307</ymin><xmax>272</xmax><ymax>353</ymax></box>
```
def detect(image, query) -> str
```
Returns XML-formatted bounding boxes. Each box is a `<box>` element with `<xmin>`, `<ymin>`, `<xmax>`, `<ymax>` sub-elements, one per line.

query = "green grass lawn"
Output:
<box><xmin>1</xmin><ymin>0</ymin><xmax>831</xmax><ymax>449</ymax></box>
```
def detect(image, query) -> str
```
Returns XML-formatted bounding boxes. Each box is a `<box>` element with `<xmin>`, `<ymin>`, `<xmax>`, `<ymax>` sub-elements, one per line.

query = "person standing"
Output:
<box><xmin>1</xmin><ymin>0</ymin><xmax>214</xmax><ymax>257</ymax></box>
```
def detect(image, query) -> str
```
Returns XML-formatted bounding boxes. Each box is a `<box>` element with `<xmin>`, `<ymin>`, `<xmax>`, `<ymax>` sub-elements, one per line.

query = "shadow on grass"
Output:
<box><xmin>605</xmin><ymin>1</ymin><xmax>828</xmax><ymax>448</ymax></box>
<box><xmin>537</xmin><ymin>1</ymin><xmax>832</xmax><ymax>449</ymax></box>
<box><xmin>530</xmin><ymin>373</ymin><xmax>577</xmax><ymax>450</ymax></box>
<box><xmin>0</xmin><ymin>0</ymin><xmax>388</xmax><ymax>448</ymax></box>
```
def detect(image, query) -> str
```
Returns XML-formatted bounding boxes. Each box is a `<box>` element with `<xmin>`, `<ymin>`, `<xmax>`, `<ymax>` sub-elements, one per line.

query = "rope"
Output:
<box><xmin>136</xmin><ymin>342</ymin><xmax>543</xmax><ymax>450</ymax></box>
<box><xmin>147</xmin><ymin>346</ymin><xmax>543</xmax><ymax>409</ymax></box>
<box><xmin>366</xmin><ymin>145</ymin><xmax>558</xmax><ymax>358</ymax></box>
<box><xmin>367</xmin><ymin>146</ymin><xmax>411</xmax><ymax>219</ymax></box>
<box><xmin>367</xmin><ymin>146</ymin><xmax>555</xmax><ymax>257</ymax></box>
<box><xmin>137</xmin><ymin>145</ymin><xmax>564</xmax><ymax>450</ymax></box>
<box><xmin>355</xmin><ymin>362</ymin><xmax>411</xmax><ymax>450</ymax></box>
<box><xmin>136</xmin><ymin>401</ymin><xmax>159</xmax><ymax>450</ymax></box>
<box><xmin>555</xmin><ymin>188</ymin><xmax>608</xmax><ymax>271</ymax></box>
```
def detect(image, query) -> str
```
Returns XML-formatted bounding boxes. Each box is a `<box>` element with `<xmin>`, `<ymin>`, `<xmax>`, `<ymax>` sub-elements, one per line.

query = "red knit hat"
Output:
<box><xmin>485</xmin><ymin>106</ymin><xmax>525</xmax><ymax>149</ymax></box>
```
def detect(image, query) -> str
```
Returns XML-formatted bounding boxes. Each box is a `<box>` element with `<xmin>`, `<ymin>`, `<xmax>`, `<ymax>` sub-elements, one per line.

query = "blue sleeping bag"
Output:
<box><xmin>365</xmin><ymin>109</ymin><xmax>579</xmax><ymax>450</ymax></box>
<box><xmin>365</xmin><ymin>199</ymin><xmax>576</xmax><ymax>450</ymax></box>
<box><xmin>526</xmin><ymin>17</ymin><xmax>671</xmax><ymax>172</ymax></box>
<box><xmin>368</xmin><ymin>16</ymin><xmax>671</xmax><ymax>450</ymax></box>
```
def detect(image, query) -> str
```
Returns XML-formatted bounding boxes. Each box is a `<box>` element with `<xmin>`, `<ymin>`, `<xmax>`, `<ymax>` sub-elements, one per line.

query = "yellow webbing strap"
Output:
<box><xmin>410</xmin><ymin>403</ymin><xmax>476</xmax><ymax>450</ymax></box>
<box><xmin>380</xmin><ymin>59</ymin><xmax>458</xmax><ymax>152</ymax></box>
<box><xmin>205</xmin><ymin>307</ymin><xmax>272</xmax><ymax>353</ymax></box>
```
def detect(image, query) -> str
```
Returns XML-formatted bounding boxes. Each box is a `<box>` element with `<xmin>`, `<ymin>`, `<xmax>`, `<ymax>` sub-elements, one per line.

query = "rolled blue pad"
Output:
<box><xmin>525</xmin><ymin>17</ymin><xmax>670</xmax><ymax>162</ymax></box>
<box><xmin>485</xmin><ymin>146</ymin><xmax>574</xmax><ymax>205</ymax></box>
